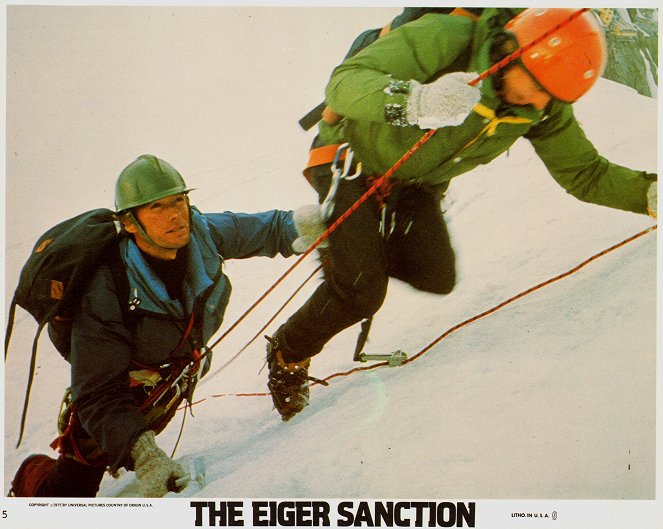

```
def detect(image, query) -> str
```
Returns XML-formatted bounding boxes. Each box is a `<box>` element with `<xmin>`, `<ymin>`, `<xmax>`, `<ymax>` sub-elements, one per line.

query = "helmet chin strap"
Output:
<box><xmin>125</xmin><ymin>197</ymin><xmax>193</xmax><ymax>255</ymax></box>
<box><xmin>126</xmin><ymin>210</ymin><xmax>167</xmax><ymax>251</ymax></box>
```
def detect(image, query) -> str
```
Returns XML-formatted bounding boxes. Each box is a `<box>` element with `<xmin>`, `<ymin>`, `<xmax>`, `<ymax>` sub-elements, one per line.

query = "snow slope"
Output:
<box><xmin>3</xmin><ymin>6</ymin><xmax>659</xmax><ymax>528</ymax></box>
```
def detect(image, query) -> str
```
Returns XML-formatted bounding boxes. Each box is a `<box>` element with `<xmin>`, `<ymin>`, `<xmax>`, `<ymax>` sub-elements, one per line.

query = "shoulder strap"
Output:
<box><xmin>106</xmin><ymin>239</ymin><xmax>136</xmax><ymax>330</ymax></box>
<box><xmin>4</xmin><ymin>297</ymin><xmax>18</xmax><ymax>360</ymax></box>
<box><xmin>15</xmin><ymin>322</ymin><xmax>47</xmax><ymax>447</ymax></box>
<box><xmin>11</xmin><ymin>210</ymin><xmax>121</xmax><ymax>448</ymax></box>
<box><xmin>14</xmin><ymin>243</ymin><xmax>131</xmax><ymax>449</ymax></box>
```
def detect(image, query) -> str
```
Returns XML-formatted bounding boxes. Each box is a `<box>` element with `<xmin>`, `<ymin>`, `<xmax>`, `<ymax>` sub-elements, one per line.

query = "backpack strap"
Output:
<box><xmin>15</xmin><ymin>321</ymin><xmax>47</xmax><ymax>447</ymax></box>
<box><xmin>14</xmin><ymin>240</ymin><xmax>129</xmax><ymax>449</ymax></box>
<box><xmin>4</xmin><ymin>296</ymin><xmax>18</xmax><ymax>360</ymax></box>
<box><xmin>106</xmin><ymin>239</ymin><xmax>135</xmax><ymax>330</ymax></box>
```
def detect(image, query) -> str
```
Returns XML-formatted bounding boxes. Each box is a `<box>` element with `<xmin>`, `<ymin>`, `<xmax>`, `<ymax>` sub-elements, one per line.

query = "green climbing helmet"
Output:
<box><xmin>115</xmin><ymin>154</ymin><xmax>193</xmax><ymax>212</ymax></box>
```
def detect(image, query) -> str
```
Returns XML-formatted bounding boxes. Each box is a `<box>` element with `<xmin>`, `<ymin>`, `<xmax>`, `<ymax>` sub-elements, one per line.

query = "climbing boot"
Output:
<box><xmin>9</xmin><ymin>454</ymin><xmax>57</xmax><ymax>497</ymax></box>
<box><xmin>265</xmin><ymin>335</ymin><xmax>312</xmax><ymax>421</ymax></box>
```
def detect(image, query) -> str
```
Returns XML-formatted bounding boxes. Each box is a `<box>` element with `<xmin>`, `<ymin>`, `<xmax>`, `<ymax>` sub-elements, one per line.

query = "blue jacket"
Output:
<box><xmin>69</xmin><ymin>208</ymin><xmax>298</xmax><ymax>471</ymax></box>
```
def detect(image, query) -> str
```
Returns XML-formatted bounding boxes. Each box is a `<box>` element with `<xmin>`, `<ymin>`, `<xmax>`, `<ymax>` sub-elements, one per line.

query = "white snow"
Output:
<box><xmin>639</xmin><ymin>47</ymin><xmax>659</xmax><ymax>98</ymax></box>
<box><xmin>2</xmin><ymin>6</ymin><xmax>660</xmax><ymax>529</ymax></box>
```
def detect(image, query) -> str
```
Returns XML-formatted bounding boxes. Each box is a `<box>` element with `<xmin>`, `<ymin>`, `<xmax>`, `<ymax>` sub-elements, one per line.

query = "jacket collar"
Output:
<box><xmin>471</xmin><ymin>8</ymin><xmax>547</xmax><ymax>123</ymax></box>
<box><xmin>121</xmin><ymin>208</ymin><xmax>221</xmax><ymax>317</ymax></box>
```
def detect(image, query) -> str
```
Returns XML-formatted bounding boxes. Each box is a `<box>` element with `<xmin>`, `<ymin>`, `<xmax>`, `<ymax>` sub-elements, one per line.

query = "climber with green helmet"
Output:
<box><xmin>9</xmin><ymin>154</ymin><xmax>325</xmax><ymax>498</ymax></box>
<box><xmin>114</xmin><ymin>155</ymin><xmax>197</xmax><ymax>259</ymax></box>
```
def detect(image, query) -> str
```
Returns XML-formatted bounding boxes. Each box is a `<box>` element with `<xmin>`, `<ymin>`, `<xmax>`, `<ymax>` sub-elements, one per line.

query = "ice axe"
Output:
<box><xmin>168</xmin><ymin>456</ymin><xmax>206</xmax><ymax>492</ymax></box>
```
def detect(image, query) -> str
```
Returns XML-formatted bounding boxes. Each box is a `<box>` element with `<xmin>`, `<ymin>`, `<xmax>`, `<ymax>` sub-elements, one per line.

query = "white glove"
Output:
<box><xmin>406</xmin><ymin>72</ymin><xmax>481</xmax><ymax>129</ymax></box>
<box><xmin>647</xmin><ymin>181</ymin><xmax>657</xmax><ymax>218</ymax></box>
<box><xmin>130</xmin><ymin>430</ymin><xmax>189</xmax><ymax>497</ymax></box>
<box><xmin>292</xmin><ymin>205</ymin><xmax>328</xmax><ymax>253</ymax></box>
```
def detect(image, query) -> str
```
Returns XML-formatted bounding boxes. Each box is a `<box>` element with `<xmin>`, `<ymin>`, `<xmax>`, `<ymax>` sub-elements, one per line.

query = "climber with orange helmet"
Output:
<box><xmin>264</xmin><ymin>8</ymin><xmax>657</xmax><ymax>422</ymax></box>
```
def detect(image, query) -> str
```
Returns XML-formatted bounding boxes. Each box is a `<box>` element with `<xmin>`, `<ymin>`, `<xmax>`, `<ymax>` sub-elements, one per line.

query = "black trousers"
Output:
<box><xmin>278</xmin><ymin>169</ymin><xmax>456</xmax><ymax>362</ymax></box>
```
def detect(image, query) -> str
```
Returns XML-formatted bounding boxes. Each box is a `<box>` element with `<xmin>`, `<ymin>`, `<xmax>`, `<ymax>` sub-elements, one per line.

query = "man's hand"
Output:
<box><xmin>406</xmin><ymin>72</ymin><xmax>481</xmax><ymax>129</ymax></box>
<box><xmin>130</xmin><ymin>430</ymin><xmax>189</xmax><ymax>497</ymax></box>
<box><xmin>292</xmin><ymin>205</ymin><xmax>328</xmax><ymax>253</ymax></box>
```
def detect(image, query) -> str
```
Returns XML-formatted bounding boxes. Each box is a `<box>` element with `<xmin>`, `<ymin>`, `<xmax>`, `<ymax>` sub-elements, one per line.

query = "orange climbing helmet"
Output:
<box><xmin>505</xmin><ymin>8</ymin><xmax>607</xmax><ymax>102</ymax></box>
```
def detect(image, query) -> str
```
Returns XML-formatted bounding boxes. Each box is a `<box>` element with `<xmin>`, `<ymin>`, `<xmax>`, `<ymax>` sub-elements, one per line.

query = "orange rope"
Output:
<box><xmin>205</xmin><ymin>129</ymin><xmax>437</xmax><ymax>355</ymax></box>
<box><xmin>202</xmin><ymin>9</ymin><xmax>592</xmax><ymax>359</ymax></box>
<box><xmin>469</xmin><ymin>8</ymin><xmax>590</xmax><ymax>86</ymax></box>
<box><xmin>182</xmin><ymin>223</ymin><xmax>656</xmax><ymax>406</ymax></box>
<box><xmin>204</xmin><ymin>263</ymin><xmax>323</xmax><ymax>380</ymax></box>
<box><xmin>408</xmin><ymin>224</ymin><xmax>657</xmax><ymax>363</ymax></box>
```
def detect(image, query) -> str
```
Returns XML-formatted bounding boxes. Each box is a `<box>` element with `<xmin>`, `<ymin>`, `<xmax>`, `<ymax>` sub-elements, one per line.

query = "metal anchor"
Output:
<box><xmin>357</xmin><ymin>350</ymin><xmax>408</xmax><ymax>367</ymax></box>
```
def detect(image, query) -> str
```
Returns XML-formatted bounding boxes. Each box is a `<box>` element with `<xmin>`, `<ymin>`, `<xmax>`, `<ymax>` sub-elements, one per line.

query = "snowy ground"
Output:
<box><xmin>2</xmin><ymin>6</ymin><xmax>660</xmax><ymax>529</ymax></box>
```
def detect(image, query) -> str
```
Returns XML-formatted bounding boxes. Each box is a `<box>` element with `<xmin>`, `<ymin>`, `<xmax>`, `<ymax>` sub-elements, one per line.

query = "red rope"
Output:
<box><xmin>203</xmin><ymin>7</ymin><xmax>598</xmax><ymax>358</ymax></box>
<box><xmin>204</xmin><ymin>263</ymin><xmax>323</xmax><ymax>379</ymax></box>
<box><xmin>407</xmin><ymin>224</ymin><xmax>657</xmax><ymax>363</ymax></box>
<box><xmin>468</xmin><ymin>8</ymin><xmax>590</xmax><ymax>86</ymax></box>
<box><xmin>177</xmin><ymin>7</ymin><xmax>644</xmax><ymax>410</ymax></box>
<box><xmin>183</xmin><ymin>224</ymin><xmax>656</xmax><ymax>405</ymax></box>
<box><xmin>205</xmin><ymin>129</ymin><xmax>437</xmax><ymax>354</ymax></box>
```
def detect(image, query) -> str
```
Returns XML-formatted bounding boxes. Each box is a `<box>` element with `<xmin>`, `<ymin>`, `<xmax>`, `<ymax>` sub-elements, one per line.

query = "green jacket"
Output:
<box><xmin>320</xmin><ymin>9</ymin><xmax>653</xmax><ymax>214</ymax></box>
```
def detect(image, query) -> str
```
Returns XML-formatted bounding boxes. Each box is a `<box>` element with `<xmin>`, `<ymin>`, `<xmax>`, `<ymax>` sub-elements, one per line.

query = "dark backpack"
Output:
<box><xmin>298</xmin><ymin>7</ymin><xmax>486</xmax><ymax>130</ymax></box>
<box><xmin>5</xmin><ymin>208</ymin><xmax>130</xmax><ymax>446</ymax></box>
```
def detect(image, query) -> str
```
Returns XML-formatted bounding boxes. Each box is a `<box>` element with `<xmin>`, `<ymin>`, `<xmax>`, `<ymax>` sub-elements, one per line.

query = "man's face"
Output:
<box><xmin>498</xmin><ymin>65</ymin><xmax>552</xmax><ymax>111</ymax></box>
<box><xmin>129</xmin><ymin>193</ymin><xmax>191</xmax><ymax>252</ymax></box>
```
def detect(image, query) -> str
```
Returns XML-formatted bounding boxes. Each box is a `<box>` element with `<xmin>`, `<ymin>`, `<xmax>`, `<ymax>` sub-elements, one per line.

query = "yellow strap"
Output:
<box><xmin>451</xmin><ymin>103</ymin><xmax>533</xmax><ymax>153</ymax></box>
<box><xmin>472</xmin><ymin>103</ymin><xmax>532</xmax><ymax>136</ymax></box>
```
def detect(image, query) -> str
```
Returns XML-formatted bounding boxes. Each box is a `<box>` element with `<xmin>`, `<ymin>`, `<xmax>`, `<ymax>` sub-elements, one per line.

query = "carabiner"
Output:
<box><xmin>321</xmin><ymin>144</ymin><xmax>363</xmax><ymax>221</ymax></box>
